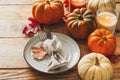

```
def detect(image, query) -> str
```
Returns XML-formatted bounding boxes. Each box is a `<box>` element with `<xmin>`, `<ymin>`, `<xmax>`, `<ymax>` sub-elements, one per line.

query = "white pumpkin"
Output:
<box><xmin>87</xmin><ymin>0</ymin><xmax>116</xmax><ymax>13</ymax></box>
<box><xmin>78</xmin><ymin>52</ymin><xmax>113</xmax><ymax>80</ymax></box>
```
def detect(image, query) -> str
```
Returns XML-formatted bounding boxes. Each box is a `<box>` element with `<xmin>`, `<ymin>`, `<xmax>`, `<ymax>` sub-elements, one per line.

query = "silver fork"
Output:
<box><xmin>37</xmin><ymin>25</ymin><xmax>52</xmax><ymax>41</ymax></box>
<box><xmin>38</xmin><ymin>30</ymin><xmax>47</xmax><ymax>41</ymax></box>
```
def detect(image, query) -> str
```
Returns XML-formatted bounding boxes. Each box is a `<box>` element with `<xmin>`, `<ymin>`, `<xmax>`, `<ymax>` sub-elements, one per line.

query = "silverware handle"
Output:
<box><xmin>40</xmin><ymin>24</ymin><xmax>52</xmax><ymax>39</ymax></box>
<box><xmin>45</xmin><ymin>31</ymin><xmax>52</xmax><ymax>39</ymax></box>
<box><xmin>40</xmin><ymin>24</ymin><xmax>45</xmax><ymax>30</ymax></box>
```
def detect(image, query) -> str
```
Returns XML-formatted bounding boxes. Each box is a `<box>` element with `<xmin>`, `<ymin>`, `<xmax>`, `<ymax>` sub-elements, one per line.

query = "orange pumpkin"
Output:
<box><xmin>88</xmin><ymin>29</ymin><xmax>116</xmax><ymax>56</ymax></box>
<box><xmin>32</xmin><ymin>0</ymin><xmax>64</xmax><ymax>25</ymax></box>
<box><xmin>66</xmin><ymin>8</ymin><xmax>96</xmax><ymax>39</ymax></box>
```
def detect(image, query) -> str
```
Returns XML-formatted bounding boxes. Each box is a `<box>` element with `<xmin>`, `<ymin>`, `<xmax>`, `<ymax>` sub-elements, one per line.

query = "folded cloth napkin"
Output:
<box><xmin>43</xmin><ymin>35</ymin><xmax>62</xmax><ymax>55</ymax></box>
<box><xmin>47</xmin><ymin>52</ymin><xmax>68</xmax><ymax>71</ymax></box>
<box><xmin>43</xmin><ymin>35</ymin><xmax>68</xmax><ymax>71</ymax></box>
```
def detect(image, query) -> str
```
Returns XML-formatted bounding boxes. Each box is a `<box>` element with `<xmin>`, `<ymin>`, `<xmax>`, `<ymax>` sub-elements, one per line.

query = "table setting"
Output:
<box><xmin>0</xmin><ymin>0</ymin><xmax>120</xmax><ymax>80</ymax></box>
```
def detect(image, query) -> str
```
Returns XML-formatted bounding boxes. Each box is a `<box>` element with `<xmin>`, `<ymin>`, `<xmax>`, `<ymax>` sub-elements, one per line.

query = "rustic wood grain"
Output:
<box><xmin>0</xmin><ymin>38</ymin><xmax>29</xmax><ymax>68</ymax></box>
<box><xmin>0</xmin><ymin>68</ymin><xmax>80</xmax><ymax>80</ymax></box>
<box><xmin>0</xmin><ymin>5</ymin><xmax>32</xmax><ymax>37</ymax></box>
<box><xmin>116</xmin><ymin>4</ymin><xmax>120</xmax><ymax>14</ymax></box>
<box><xmin>0</xmin><ymin>5</ymin><xmax>32</xmax><ymax>20</ymax></box>
<box><xmin>0</xmin><ymin>67</ymin><xmax>119</xmax><ymax>80</ymax></box>
<box><xmin>0</xmin><ymin>0</ymin><xmax>119</xmax><ymax>4</ymax></box>
<box><xmin>0</xmin><ymin>20</ymin><xmax>29</xmax><ymax>37</ymax></box>
<box><xmin>116</xmin><ymin>0</ymin><xmax>120</xmax><ymax>3</ymax></box>
<box><xmin>0</xmin><ymin>0</ymin><xmax>120</xmax><ymax>80</ymax></box>
<box><xmin>0</xmin><ymin>0</ymin><xmax>35</xmax><ymax>4</ymax></box>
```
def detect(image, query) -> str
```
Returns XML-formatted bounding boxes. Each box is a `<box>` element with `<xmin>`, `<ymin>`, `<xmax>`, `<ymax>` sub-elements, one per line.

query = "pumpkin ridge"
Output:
<box><xmin>87</xmin><ymin>0</ymin><xmax>92</xmax><ymax>8</ymax></box>
<box><xmin>68</xmin><ymin>17</ymin><xmax>77</xmax><ymax>21</ymax></box>
<box><xmin>79</xmin><ymin>62</ymin><xmax>94</xmax><ymax>68</ymax></box>
<box><xmin>83</xmin><ymin>9</ymin><xmax>93</xmax><ymax>17</ymax></box>
<box><xmin>32</xmin><ymin>1</ymin><xmax>40</xmax><ymax>18</ymax></box>
<box><xmin>98</xmin><ymin>0</ymin><xmax>101</xmax><ymax>10</ymax></box>
<box><xmin>78</xmin><ymin>62</ymin><xmax>93</xmax><ymax>79</ymax></box>
<box><xmin>86</xmin><ymin>66</ymin><xmax>98</xmax><ymax>80</ymax></box>
<box><xmin>92</xmin><ymin>0</ymin><xmax>100</xmax><ymax>12</ymax></box>
<box><xmin>53</xmin><ymin>3</ymin><xmax>64</xmax><ymax>17</ymax></box>
<box><xmin>91</xmin><ymin>68</ymin><xmax>95</xmax><ymax>80</ymax></box>
<box><xmin>104</xmin><ymin>0</ymin><xmax>107</xmax><ymax>11</ymax></box>
<box><xmin>99</xmin><ymin>0</ymin><xmax>105</xmax><ymax>10</ymax></box>
<box><xmin>96</xmin><ymin>0</ymin><xmax>100</xmax><ymax>11</ymax></box>
<box><xmin>72</xmin><ymin>21</ymin><xmax>78</xmax><ymax>29</ymax></box>
<box><xmin>35</xmin><ymin>3</ymin><xmax>45</xmax><ymax>23</ymax></box>
<box><xmin>68</xmin><ymin>13</ymin><xmax>78</xmax><ymax>18</ymax></box>
<box><xmin>106</xmin><ymin>34</ymin><xmax>115</xmax><ymax>39</ymax></box>
<box><xmin>100</xmin><ymin>64</ymin><xmax>110</xmax><ymax>80</ymax></box>
<box><xmin>44</xmin><ymin>4</ymin><xmax>52</xmax><ymax>23</ymax></box>
<box><xmin>90</xmin><ymin>0</ymin><xmax>96</xmax><ymax>12</ymax></box>
<box><xmin>98</xmin><ymin>67</ymin><xmax>104</xmax><ymax>80</ymax></box>
<box><xmin>94</xmin><ymin>66</ymin><xmax>101</xmax><ymax>80</ymax></box>
<box><xmin>110</xmin><ymin>0</ymin><xmax>116</xmax><ymax>8</ymax></box>
<box><xmin>108</xmin><ymin>39</ymin><xmax>116</xmax><ymax>49</ymax></box>
<box><xmin>67</xmin><ymin>20</ymin><xmax>76</xmax><ymax>28</ymax></box>
<box><xmin>52</xmin><ymin>0</ymin><xmax>63</xmax><ymax>5</ymax></box>
<box><xmin>50</xmin><ymin>4</ymin><xmax>59</xmax><ymax>23</ymax></box>
<box><xmin>84</xmin><ymin>15</ymin><xmax>95</xmax><ymax>20</ymax></box>
<box><xmin>74</xmin><ymin>9</ymin><xmax>80</xmax><ymax>14</ymax></box>
<box><xmin>80</xmin><ymin>8</ymin><xmax>86</xmax><ymax>15</ymax></box>
<box><xmin>105</xmin><ymin>42</ymin><xmax>112</xmax><ymax>55</ymax></box>
<box><xmin>87</xmin><ymin>57</ymin><xmax>95</xmax><ymax>63</ymax></box>
<box><xmin>107</xmin><ymin>65</ymin><xmax>113</xmax><ymax>77</ymax></box>
<box><xmin>83</xmin><ymin>66</ymin><xmax>91</xmax><ymax>80</ymax></box>
<box><xmin>110</xmin><ymin>0</ymin><xmax>114</xmax><ymax>8</ymax></box>
<box><xmin>109</xmin><ymin>33</ymin><xmax>115</xmax><ymax>38</ymax></box>
<box><xmin>102</xmin><ymin>64</ymin><xmax>113</xmax><ymax>79</ymax></box>
<box><xmin>84</xmin><ymin>19</ymin><xmax>95</xmax><ymax>33</ymax></box>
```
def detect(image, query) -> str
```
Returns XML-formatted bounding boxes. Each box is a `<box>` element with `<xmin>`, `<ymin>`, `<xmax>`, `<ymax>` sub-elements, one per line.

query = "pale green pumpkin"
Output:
<box><xmin>87</xmin><ymin>0</ymin><xmax>116</xmax><ymax>13</ymax></box>
<box><xmin>78</xmin><ymin>52</ymin><xmax>113</xmax><ymax>80</ymax></box>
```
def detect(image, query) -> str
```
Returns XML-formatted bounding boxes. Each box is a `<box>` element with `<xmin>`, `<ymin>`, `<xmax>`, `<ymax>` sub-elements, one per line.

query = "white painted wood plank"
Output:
<box><xmin>0</xmin><ymin>38</ymin><xmax>30</xmax><ymax>68</ymax></box>
<box><xmin>0</xmin><ymin>20</ymin><xmax>29</xmax><ymax>37</ymax></box>
<box><xmin>0</xmin><ymin>5</ymin><xmax>33</xmax><ymax>37</ymax></box>
<box><xmin>0</xmin><ymin>0</ymin><xmax>118</xmax><ymax>5</ymax></box>
<box><xmin>0</xmin><ymin>0</ymin><xmax>35</xmax><ymax>4</ymax></box>
<box><xmin>0</xmin><ymin>5</ymin><xmax>32</xmax><ymax>20</ymax></box>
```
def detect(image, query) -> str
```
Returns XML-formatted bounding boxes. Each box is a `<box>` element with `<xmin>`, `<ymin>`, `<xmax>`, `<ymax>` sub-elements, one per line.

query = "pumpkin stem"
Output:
<box><xmin>78</xmin><ymin>15</ymin><xmax>83</xmax><ymax>20</ymax></box>
<box><xmin>95</xmin><ymin>57</ymin><xmax>99</xmax><ymax>66</ymax></box>
<box><xmin>102</xmin><ymin>35</ymin><xmax>107</xmax><ymax>40</ymax></box>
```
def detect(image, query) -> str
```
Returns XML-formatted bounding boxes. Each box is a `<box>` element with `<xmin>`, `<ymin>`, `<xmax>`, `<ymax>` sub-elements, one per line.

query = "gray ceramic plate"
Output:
<box><xmin>23</xmin><ymin>32</ymin><xmax>80</xmax><ymax>74</ymax></box>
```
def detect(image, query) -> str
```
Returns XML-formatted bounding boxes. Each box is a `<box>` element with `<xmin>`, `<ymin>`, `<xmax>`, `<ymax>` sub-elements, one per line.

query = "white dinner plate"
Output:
<box><xmin>23</xmin><ymin>32</ymin><xmax>80</xmax><ymax>74</ymax></box>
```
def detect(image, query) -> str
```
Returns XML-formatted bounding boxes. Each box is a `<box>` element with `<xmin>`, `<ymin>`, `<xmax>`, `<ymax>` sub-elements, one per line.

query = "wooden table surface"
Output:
<box><xmin>0</xmin><ymin>0</ymin><xmax>120</xmax><ymax>80</ymax></box>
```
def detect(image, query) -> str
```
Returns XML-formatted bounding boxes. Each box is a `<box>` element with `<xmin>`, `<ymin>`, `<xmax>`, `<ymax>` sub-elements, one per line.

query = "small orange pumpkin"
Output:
<box><xmin>88</xmin><ymin>29</ymin><xmax>116</xmax><ymax>56</ymax></box>
<box><xmin>32</xmin><ymin>0</ymin><xmax>64</xmax><ymax>25</ymax></box>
